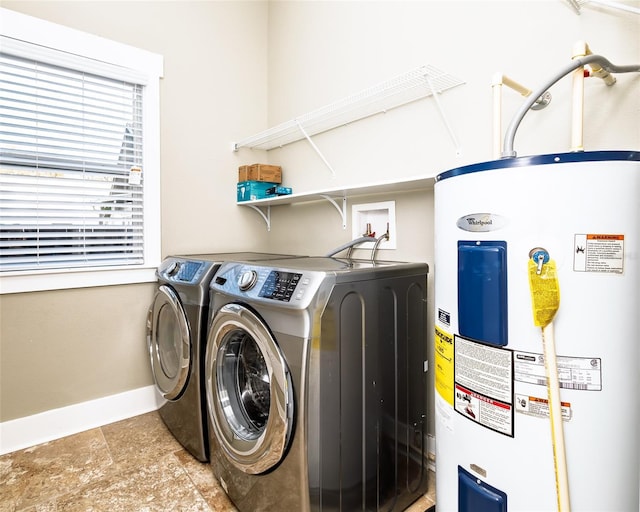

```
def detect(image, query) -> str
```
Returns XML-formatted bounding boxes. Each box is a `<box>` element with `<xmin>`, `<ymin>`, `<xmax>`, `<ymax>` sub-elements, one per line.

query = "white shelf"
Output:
<box><xmin>233</xmin><ymin>64</ymin><xmax>463</xmax><ymax>229</ymax></box>
<box><xmin>234</xmin><ymin>65</ymin><xmax>465</xmax><ymax>152</ymax></box>
<box><xmin>238</xmin><ymin>174</ymin><xmax>436</xmax><ymax>230</ymax></box>
<box><xmin>240</xmin><ymin>174</ymin><xmax>436</xmax><ymax>206</ymax></box>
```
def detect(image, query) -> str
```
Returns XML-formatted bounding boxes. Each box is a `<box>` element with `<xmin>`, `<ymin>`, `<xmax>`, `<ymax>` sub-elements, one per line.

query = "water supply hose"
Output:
<box><xmin>370</xmin><ymin>232</ymin><xmax>390</xmax><ymax>263</ymax></box>
<box><xmin>502</xmin><ymin>54</ymin><xmax>640</xmax><ymax>158</ymax></box>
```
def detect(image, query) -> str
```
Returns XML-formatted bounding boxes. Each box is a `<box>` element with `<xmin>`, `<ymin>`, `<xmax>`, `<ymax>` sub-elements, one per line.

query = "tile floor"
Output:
<box><xmin>0</xmin><ymin>411</ymin><xmax>436</xmax><ymax>512</ymax></box>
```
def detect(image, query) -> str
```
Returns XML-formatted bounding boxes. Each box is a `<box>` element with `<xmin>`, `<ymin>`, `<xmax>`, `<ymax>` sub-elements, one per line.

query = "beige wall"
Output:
<box><xmin>0</xmin><ymin>284</ymin><xmax>155</xmax><ymax>419</ymax></box>
<box><xmin>1</xmin><ymin>1</ymin><xmax>638</xmax><ymax>438</ymax></box>
<box><xmin>0</xmin><ymin>1</ymin><xmax>270</xmax><ymax>422</ymax></box>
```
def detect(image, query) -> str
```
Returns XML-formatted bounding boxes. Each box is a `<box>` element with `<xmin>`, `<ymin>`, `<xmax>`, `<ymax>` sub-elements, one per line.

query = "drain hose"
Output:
<box><xmin>325</xmin><ymin>236</ymin><xmax>374</xmax><ymax>257</ymax></box>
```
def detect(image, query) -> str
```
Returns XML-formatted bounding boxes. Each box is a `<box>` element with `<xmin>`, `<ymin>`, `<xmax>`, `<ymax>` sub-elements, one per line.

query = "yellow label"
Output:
<box><xmin>435</xmin><ymin>326</ymin><xmax>454</xmax><ymax>406</ymax></box>
<box><xmin>528</xmin><ymin>259</ymin><xmax>560</xmax><ymax>328</ymax></box>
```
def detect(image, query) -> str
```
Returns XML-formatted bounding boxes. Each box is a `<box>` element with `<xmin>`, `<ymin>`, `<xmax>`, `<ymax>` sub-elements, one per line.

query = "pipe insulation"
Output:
<box><xmin>502</xmin><ymin>54</ymin><xmax>640</xmax><ymax>158</ymax></box>
<box><xmin>492</xmin><ymin>74</ymin><xmax>533</xmax><ymax>158</ymax></box>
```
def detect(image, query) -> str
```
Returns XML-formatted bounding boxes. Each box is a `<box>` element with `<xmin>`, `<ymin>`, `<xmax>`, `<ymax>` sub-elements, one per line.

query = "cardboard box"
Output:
<box><xmin>237</xmin><ymin>180</ymin><xmax>278</xmax><ymax>202</ymax></box>
<box><xmin>238</xmin><ymin>164</ymin><xmax>282</xmax><ymax>183</ymax></box>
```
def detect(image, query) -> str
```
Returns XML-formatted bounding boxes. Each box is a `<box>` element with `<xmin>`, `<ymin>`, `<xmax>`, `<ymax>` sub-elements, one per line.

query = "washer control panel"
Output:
<box><xmin>212</xmin><ymin>263</ymin><xmax>324</xmax><ymax>308</ymax></box>
<box><xmin>258</xmin><ymin>271</ymin><xmax>302</xmax><ymax>302</ymax></box>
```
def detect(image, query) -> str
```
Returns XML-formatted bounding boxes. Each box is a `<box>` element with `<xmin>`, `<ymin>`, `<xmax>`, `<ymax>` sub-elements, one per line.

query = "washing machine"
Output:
<box><xmin>204</xmin><ymin>256</ymin><xmax>430</xmax><ymax>511</ymax></box>
<box><xmin>146</xmin><ymin>252</ymin><xmax>302</xmax><ymax>462</ymax></box>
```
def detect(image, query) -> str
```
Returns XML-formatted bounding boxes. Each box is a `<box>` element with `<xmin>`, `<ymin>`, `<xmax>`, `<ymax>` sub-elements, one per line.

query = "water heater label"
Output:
<box><xmin>454</xmin><ymin>383</ymin><xmax>513</xmax><ymax>437</ymax></box>
<box><xmin>573</xmin><ymin>234</ymin><xmax>624</xmax><ymax>273</ymax></box>
<box><xmin>515</xmin><ymin>394</ymin><xmax>572</xmax><ymax>421</ymax></box>
<box><xmin>438</xmin><ymin>308</ymin><xmax>451</xmax><ymax>327</ymax></box>
<box><xmin>514</xmin><ymin>351</ymin><xmax>602</xmax><ymax>391</ymax></box>
<box><xmin>435</xmin><ymin>326</ymin><xmax>454</xmax><ymax>406</ymax></box>
<box><xmin>454</xmin><ymin>336</ymin><xmax>514</xmax><ymax>437</ymax></box>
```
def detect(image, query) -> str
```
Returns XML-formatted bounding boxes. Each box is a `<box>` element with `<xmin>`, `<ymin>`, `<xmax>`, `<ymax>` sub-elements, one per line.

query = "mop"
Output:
<box><xmin>528</xmin><ymin>248</ymin><xmax>571</xmax><ymax>512</ymax></box>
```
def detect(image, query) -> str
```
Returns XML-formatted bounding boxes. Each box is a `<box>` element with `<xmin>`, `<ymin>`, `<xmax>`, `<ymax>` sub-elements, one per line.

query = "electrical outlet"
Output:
<box><xmin>351</xmin><ymin>201</ymin><xmax>396</xmax><ymax>249</ymax></box>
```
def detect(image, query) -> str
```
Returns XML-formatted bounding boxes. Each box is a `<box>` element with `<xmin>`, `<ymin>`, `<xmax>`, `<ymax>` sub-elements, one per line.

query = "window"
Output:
<box><xmin>1</xmin><ymin>54</ymin><xmax>144</xmax><ymax>270</ymax></box>
<box><xmin>0</xmin><ymin>8</ymin><xmax>163</xmax><ymax>293</ymax></box>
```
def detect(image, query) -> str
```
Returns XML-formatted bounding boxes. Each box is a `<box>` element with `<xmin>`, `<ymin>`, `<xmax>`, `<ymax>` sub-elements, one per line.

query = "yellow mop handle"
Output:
<box><xmin>528</xmin><ymin>249</ymin><xmax>571</xmax><ymax>512</ymax></box>
<box><xmin>541</xmin><ymin>322</ymin><xmax>571</xmax><ymax>512</ymax></box>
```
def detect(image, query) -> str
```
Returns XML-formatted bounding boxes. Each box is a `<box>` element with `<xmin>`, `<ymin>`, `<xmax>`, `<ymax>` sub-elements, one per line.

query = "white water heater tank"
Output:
<box><xmin>433</xmin><ymin>151</ymin><xmax>639</xmax><ymax>511</ymax></box>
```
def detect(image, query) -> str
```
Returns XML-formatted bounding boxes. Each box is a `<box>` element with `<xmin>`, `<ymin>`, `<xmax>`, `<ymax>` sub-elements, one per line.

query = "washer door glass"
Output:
<box><xmin>147</xmin><ymin>285</ymin><xmax>190</xmax><ymax>400</ymax></box>
<box><xmin>206</xmin><ymin>303</ymin><xmax>293</xmax><ymax>475</ymax></box>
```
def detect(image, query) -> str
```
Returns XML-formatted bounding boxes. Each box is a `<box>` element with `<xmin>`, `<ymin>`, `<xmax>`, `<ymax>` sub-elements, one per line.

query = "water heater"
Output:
<box><xmin>433</xmin><ymin>151</ymin><xmax>639</xmax><ymax>511</ymax></box>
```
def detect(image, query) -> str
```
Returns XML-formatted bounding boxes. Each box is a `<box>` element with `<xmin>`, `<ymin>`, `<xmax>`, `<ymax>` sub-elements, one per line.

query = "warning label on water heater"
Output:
<box><xmin>515</xmin><ymin>394</ymin><xmax>572</xmax><ymax>421</ymax></box>
<box><xmin>435</xmin><ymin>326</ymin><xmax>454</xmax><ymax>406</ymax></box>
<box><xmin>574</xmin><ymin>234</ymin><xmax>624</xmax><ymax>274</ymax></box>
<box><xmin>454</xmin><ymin>336</ymin><xmax>514</xmax><ymax>437</ymax></box>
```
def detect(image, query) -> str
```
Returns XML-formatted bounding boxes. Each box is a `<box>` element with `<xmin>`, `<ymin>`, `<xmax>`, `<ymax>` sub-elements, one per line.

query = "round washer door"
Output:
<box><xmin>205</xmin><ymin>303</ymin><xmax>293</xmax><ymax>475</ymax></box>
<box><xmin>147</xmin><ymin>284</ymin><xmax>191</xmax><ymax>400</ymax></box>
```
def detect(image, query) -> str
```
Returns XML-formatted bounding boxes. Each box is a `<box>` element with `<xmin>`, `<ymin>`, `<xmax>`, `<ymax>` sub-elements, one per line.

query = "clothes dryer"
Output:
<box><xmin>147</xmin><ymin>252</ymin><xmax>301</xmax><ymax>462</ymax></box>
<box><xmin>205</xmin><ymin>257</ymin><xmax>430</xmax><ymax>511</ymax></box>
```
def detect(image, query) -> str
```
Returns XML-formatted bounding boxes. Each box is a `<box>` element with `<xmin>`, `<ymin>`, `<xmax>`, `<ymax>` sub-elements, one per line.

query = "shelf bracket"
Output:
<box><xmin>246</xmin><ymin>204</ymin><xmax>271</xmax><ymax>231</ymax></box>
<box><xmin>319</xmin><ymin>195</ymin><xmax>347</xmax><ymax>229</ymax></box>
<box><xmin>295</xmin><ymin>119</ymin><xmax>337</xmax><ymax>178</ymax></box>
<box><xmin>423</xmin><ymin>71</ymin><xmax>463</xmax><ymax>156</ymax></box>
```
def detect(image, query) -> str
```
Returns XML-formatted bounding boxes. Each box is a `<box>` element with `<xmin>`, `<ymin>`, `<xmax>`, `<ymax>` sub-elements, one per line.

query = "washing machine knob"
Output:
<box><xmin>166</xmin><ymin>261</ymin><xmax>180</xmax><ymax>276</ymax></box>
<box><xmin>238</xmin><ymin>270</ymin><xmax>258</xmax><ymax>291</ymax></box>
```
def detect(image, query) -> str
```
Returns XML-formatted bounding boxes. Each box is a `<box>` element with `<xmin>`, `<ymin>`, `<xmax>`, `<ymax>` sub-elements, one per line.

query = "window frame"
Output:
<box><xmin>0</xmin><ymin>8</ymin><xmax>163</xmax><ymax>294</ymax></box>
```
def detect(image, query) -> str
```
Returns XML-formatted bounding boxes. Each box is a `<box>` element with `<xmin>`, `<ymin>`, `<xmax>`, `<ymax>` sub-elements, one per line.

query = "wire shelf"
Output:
<box><xmin>234</xmin><ymin>65</ymin><xmax>465</xmax><ymax>151</ymax></box>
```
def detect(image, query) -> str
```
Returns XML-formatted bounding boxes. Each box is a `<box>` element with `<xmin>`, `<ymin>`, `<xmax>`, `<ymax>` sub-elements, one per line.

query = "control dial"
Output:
<box><xmin>166</xmin><ymin>261</ymin><xmax>180</xmax><ymax>276</ymax></box>
<box><xmin>238</xmin><ymin>270</ymin><xmax>258</xmax><ymax>291</ymax></box>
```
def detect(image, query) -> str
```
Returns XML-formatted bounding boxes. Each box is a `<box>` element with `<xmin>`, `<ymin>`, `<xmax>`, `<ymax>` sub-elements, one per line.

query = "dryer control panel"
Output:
<box><xmin>159</xmin><ymin>258</ymin><xmax>211</xmax><ymax>284</ymax></box>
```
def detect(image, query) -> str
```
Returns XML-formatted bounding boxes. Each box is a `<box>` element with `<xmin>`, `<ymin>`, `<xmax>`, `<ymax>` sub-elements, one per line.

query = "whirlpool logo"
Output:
<box><xmin>456</xmin><ymin>213</ymin><xmax>507</xmax><ymax>232</ymax></box>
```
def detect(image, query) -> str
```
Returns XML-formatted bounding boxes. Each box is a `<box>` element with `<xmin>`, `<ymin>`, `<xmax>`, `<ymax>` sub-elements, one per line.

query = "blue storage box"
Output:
<box><xmin>237</xmin><ymin>180</ymin><xmax>278</xmax><ymax>202</ymax></box>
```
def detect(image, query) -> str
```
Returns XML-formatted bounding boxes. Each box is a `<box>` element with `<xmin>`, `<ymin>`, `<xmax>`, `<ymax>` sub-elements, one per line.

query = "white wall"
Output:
<box><xmin>262</xmin><ymin>0</ymin><xmax>639</xmax><ymax>194</ymax></box>
<box><xmin>258</xmin><ymin>0</ymin><xmax>640</xmax><ymax>437</ymax></box>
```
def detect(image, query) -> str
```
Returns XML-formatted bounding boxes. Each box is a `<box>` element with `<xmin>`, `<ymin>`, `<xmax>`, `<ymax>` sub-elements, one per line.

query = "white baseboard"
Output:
<box><xmin>427</xmin><ymin>434</ymin><xmax>436</xmax><ymax>472</ymax></box>
<box><xmin>0</xmin><ymin>385</ymin><xmax>164</xmax><ymax>456</ymax></box>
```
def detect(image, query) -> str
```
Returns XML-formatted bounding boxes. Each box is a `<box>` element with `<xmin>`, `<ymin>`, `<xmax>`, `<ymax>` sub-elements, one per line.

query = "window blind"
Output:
<box><xmin>0</xmin><ymin>52</ymin><xmax>145</xmax><ymax>272</ymax></box>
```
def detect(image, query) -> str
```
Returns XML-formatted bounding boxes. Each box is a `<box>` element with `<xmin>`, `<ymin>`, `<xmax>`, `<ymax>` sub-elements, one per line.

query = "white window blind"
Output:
<box><xmin>0</xmin><ymin>52</ymin><xmax>145</xmax><ymax>271</ymax></box>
